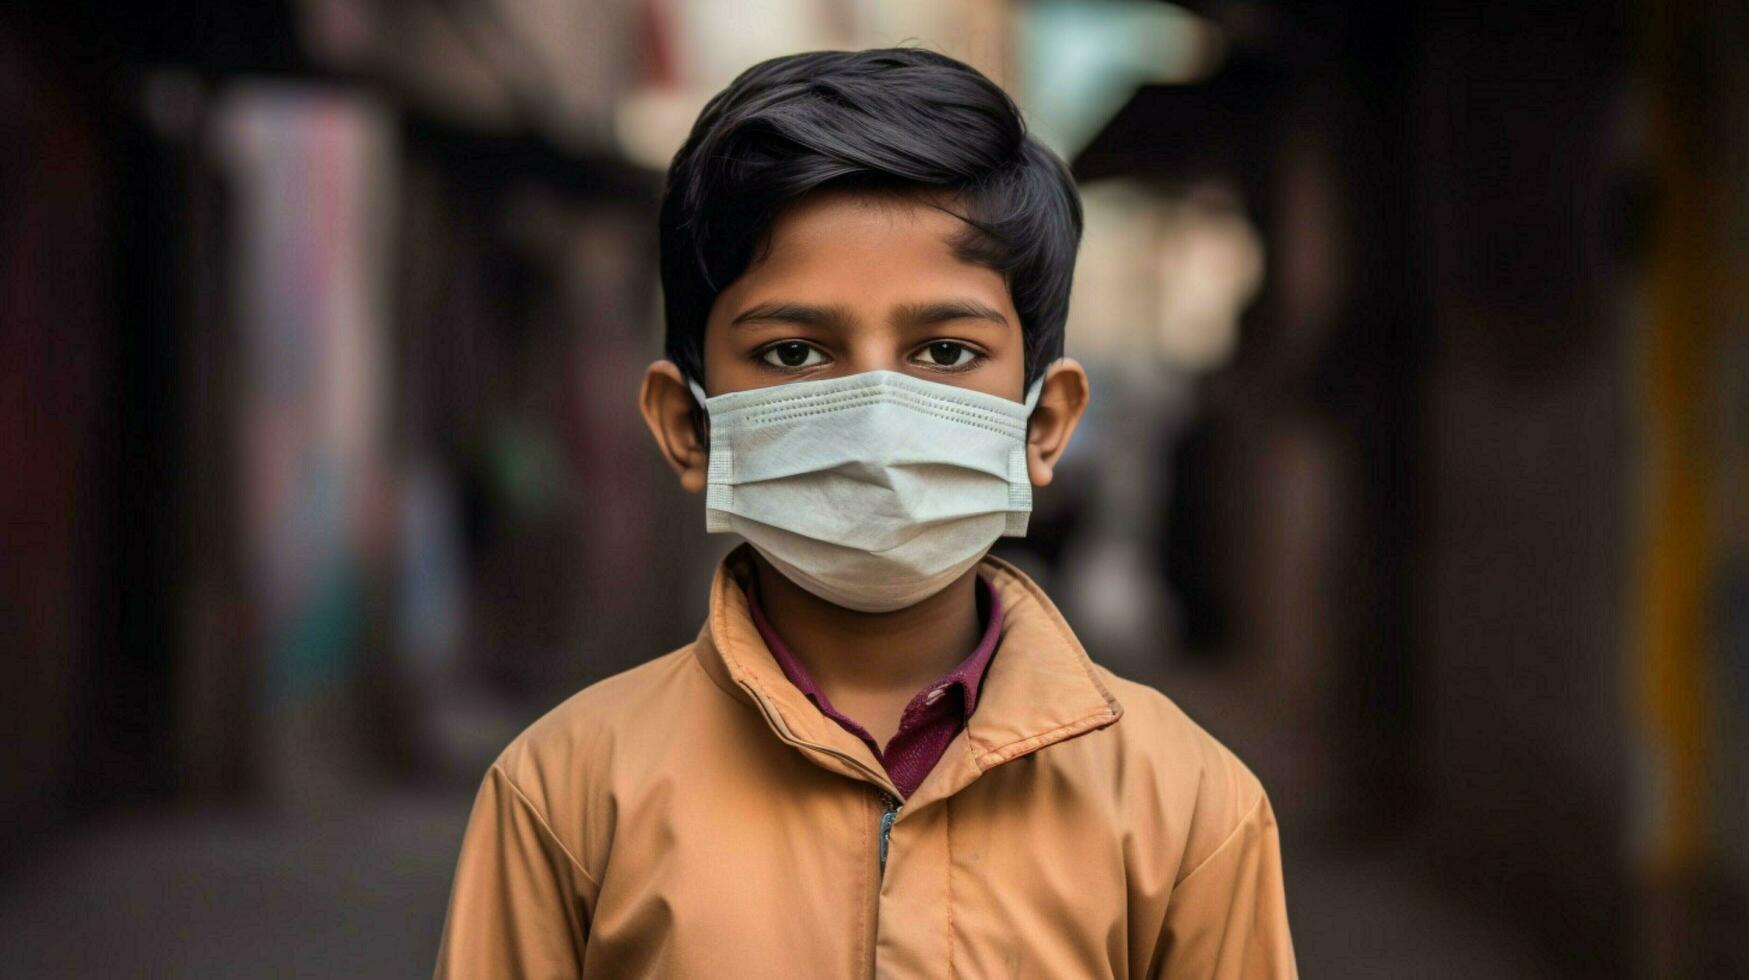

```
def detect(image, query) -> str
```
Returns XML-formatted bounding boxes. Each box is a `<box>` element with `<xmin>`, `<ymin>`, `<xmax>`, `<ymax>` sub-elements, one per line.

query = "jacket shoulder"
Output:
<box><xmin>1090</xmin><ymin>666</ymin><xmax>1270</xmax><ymax>876</ymax></box>
<box><xmin>488</xmin><ymin>645</ymin><xmax>702</xmax><ymax>818</ymax></box>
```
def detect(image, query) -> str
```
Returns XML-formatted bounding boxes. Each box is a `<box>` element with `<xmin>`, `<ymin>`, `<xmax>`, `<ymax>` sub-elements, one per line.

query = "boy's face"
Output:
<box><xmin>641</xmin><ymin>186</ymin><xmax>1088</xmax><ymax>497</ymax></box>
<box><xmin>699</xmin><ymin>187</ymin><xmax>1027</xmax><ymax>402</ymax></box>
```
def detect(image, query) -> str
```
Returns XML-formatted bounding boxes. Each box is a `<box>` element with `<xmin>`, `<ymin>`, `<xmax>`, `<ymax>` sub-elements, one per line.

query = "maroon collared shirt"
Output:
<box><xmin>745</xmin><ymin>574</ymin><xmax>1005</xmax><ymax>799</ymax></box>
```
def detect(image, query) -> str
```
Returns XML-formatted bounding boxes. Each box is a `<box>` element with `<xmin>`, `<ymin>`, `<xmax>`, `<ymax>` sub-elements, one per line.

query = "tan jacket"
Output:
<box><xmin>434</xmin><ymin>546</ymin><xmax>1297</xmax><ymax>978</ymax></box>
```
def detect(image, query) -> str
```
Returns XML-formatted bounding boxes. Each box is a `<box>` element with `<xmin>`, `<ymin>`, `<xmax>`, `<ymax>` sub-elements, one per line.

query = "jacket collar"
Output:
<box><xmin>692</xmin><ymin>544</ymin><xmax>1124</xmax><ymax>806</ymax></box>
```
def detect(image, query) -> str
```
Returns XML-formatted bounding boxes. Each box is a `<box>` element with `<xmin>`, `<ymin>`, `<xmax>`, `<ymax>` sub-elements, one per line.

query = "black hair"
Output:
<box><xmin>658</xmin><ymin>46</ymin><xmax>1083</xmax><ymax>388</ymax></box>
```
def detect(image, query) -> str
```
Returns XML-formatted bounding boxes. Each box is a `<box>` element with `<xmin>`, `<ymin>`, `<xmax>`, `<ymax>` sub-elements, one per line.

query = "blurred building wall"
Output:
<box><xmin>1416</xmin><ymin>3</ymin><xmax>1633</xmax><ymax>970</ymax></box>
<box><xmin>1634</xmin><ymin>1</ymin><xmax>1749</xmax><ymax>973</ymax></box>
<box><xmin>0</xmin><ymin>26</ymin><xmax>126</xmax><ymax>857</ymax></box>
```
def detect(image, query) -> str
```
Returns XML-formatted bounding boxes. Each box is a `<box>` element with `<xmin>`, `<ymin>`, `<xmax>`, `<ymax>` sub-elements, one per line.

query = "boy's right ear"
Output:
<box><xmin>639</xmin><ymin>360</ymin><xmax>709</xmax><ymax>494</ymax></box>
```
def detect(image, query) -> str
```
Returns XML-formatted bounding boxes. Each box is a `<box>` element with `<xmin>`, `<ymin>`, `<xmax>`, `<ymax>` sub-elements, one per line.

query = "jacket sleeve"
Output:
<box><xmin>1152</xmin><ymin>788</ymin><xmax>1298</xmax><ymax>979</ymax></box>
<box><xmin>433</xmin><ymin>762</ymin><xmax>596</xmax><ymax>979</ymax></box>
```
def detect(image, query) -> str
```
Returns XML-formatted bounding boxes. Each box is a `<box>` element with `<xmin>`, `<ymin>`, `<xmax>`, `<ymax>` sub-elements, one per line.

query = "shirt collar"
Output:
<box><xmin>745</xmin><ymin>570</ymin><xmax>1005</xmax><ymax>726</ymax></box>
<box><xmin>691</xmin><ymin>543</ymin><xmax>1123</xmax><ymax>802</ymax></box>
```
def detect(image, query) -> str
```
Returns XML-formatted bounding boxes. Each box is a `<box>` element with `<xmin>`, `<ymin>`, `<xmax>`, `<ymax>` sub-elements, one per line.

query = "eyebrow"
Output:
<box><xmin>729</xmin><ymin>299</ymin><xmax>1010</xmax><ymax>329</ymax></box>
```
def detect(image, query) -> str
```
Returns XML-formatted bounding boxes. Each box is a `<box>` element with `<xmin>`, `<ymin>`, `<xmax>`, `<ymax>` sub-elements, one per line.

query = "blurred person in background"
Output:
<box><xmin>432</xmin><ymin>46</ymin><xmax>1296</xmax><ymax>978</ymax></box>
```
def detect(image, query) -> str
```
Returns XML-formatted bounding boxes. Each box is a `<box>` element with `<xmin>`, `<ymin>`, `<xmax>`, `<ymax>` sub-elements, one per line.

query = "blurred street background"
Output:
<box><xmin>3</xmin><ymin>0</ymin><xmax>1747</xmax><ymax>976</ymax></box>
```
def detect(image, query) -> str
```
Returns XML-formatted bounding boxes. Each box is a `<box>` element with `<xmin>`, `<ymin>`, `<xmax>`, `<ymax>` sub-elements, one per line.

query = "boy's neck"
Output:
<box><xmin>749</xmin><ymin>552</ymin><xmax>984</xmax><ymax>703</ymax></box>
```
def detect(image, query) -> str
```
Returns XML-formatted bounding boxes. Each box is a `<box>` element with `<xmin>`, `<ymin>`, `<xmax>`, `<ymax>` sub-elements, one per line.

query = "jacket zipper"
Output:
<box><xmin>869</xmin><ymin>789</ymin><xmax>902</xmax><ymax>978</ymax></box>
<box><xmin>877</xmin><ymin>791</ymin><xmax>902</xmax><ymax>876</ymax></box>
<box><xmin>734</xmin><ymin>680</ymin><xmax>910</xmax><ymax>973</ymax></box>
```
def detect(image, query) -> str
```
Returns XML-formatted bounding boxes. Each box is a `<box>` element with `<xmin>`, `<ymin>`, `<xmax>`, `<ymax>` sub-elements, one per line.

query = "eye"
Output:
<box><xmin>759</xmin><ymin>341</ymin><xmax>827</xmax><ymax>369</ymax></box>
<box><xmin>913</xmin><ymin>341</ymin><xmax>979</xmax><ymax>369</ymax></box>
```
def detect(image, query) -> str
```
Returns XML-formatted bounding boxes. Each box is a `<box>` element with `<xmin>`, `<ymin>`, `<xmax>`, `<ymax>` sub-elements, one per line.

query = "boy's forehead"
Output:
<box><xmin>762</xmin><ymin>189</ymin><xmax>960</xmax><ymax>263</ymax></box>
<box><xmin>718</xmin><ymin>188</ymin><xmax>1012</xmax><ymax>313</ymax></box>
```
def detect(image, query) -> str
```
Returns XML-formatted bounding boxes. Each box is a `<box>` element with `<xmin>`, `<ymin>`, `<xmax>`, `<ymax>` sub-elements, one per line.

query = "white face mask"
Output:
<box><xmin>688</xmin><ymin>369</ymin><xmax>1047</xmax><ymax>613</ymax></box>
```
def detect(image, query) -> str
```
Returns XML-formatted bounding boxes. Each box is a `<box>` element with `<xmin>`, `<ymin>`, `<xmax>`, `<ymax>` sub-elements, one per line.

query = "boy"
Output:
<box><xmin>434</xmin><ymin>47</ymin><xmax>1296</xmax><ymax>978</ymax></box>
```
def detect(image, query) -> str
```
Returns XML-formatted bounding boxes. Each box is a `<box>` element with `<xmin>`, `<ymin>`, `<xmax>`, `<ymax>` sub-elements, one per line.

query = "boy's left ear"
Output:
<box><xmin>1025</xmin><ymin>357</ymin><xmax>1090</xmax><ymax>487</ymax></box>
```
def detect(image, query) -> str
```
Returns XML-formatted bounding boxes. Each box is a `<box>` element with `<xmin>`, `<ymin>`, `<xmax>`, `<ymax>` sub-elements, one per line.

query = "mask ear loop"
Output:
<box><xmin>687</xmin><ymin>376</ymin><xmax>736</xmax><ymax>532</ymax></box>
<box><xmin>1022</xmin><ymin>356</ymin><xmax>1064</xmax><ymax>415</ymax></box>
<box><xmin>685</xmin><ymin>375</ymin><xmax>712</xmax><ymax>445</ymax></box>
<box><xmin>1006</xmin><ymin>358</ymin><xmax>1062</xmax><ymax>536</ymax></box>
